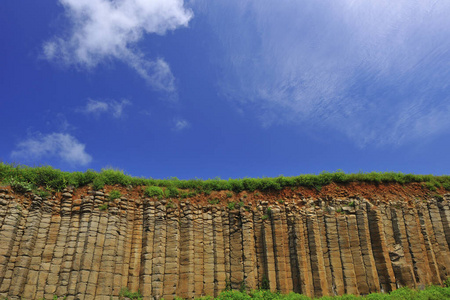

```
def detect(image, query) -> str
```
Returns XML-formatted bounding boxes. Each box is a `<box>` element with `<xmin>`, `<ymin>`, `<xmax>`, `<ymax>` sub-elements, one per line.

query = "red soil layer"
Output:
<box><xmin>5</xmin><ymin>181</ymin><xmax>447</xmax><ymax>210</ymax></box>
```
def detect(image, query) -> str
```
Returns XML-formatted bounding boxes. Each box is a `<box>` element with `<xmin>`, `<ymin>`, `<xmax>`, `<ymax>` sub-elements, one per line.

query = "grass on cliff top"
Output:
<box><xmin>1</xmin><ymin>163</ymin><xmax>450</xmax><ymax>194</ymax></box>
<box><xmin>114</xmin><ymin>286</ymin><xmax>450</xmax><ymax>300</ymax></box>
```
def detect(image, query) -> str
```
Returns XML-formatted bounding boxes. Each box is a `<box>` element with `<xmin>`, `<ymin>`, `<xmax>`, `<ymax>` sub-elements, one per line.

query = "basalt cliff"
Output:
<box><xmin>0</xmin><ymin>183</ymin><xmax>450</xmax><ymax>299</ymax></box>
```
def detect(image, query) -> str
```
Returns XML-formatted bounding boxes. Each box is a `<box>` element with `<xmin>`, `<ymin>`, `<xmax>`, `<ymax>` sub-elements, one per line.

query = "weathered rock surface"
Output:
<box><xmin>0</xmin><ymin>189</ymin><xmax>449</xmax><ymax>299</ymax></box>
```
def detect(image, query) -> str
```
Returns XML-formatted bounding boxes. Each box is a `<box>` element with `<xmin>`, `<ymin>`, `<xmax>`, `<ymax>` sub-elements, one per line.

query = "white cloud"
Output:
<box><xmin>84</xmin><ymin>99</ymin><xmax>109</xmax><ymax>114</ymax></box>
<box><xmin>198</xmin><ymin>0</ymin><xmax>450</xmax><ymax>146</ymax></box>
<box><xmin>43</xmin><ymin>0</ymin><xmax>193</xmax><ymax>93</ymax></box>
<box><xmin>79</xmin><ymin>99</ymin><xmax>131</xmax><ymax>118</ymax></box>
<box><xmin>173</xmin><ymin>118</ymin><xmax>190</xmax><ymax>131</ymax></box>
<box><xmin>11</xmin><ymin>133</ymin><xmax>92</xmax><ymax>166</ymax></box>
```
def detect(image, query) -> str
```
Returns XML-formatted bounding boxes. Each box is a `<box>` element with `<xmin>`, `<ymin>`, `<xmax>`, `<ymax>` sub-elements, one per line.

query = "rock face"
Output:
<box><xmin>0</xmin><ymin>188</ymin><xmax>449</xmax><ymax>299</ymax></box>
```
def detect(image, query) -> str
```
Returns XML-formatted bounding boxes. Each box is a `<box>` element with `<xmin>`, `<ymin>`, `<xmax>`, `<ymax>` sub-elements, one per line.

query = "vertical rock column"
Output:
<box><xmin>1</xmin><ymin>203</ymin><xmax>27</xmax><ymax>297</ymax></box>
<box><xmin>306</xmin><ymin>215</ymin><xmax>329</xmax><ymax>297</ymax></box>
<box><xmin>293</xmin><ymin>214</ymin><xmax>313</xmax><ymax>297</ymax></box>
<box><xmin>286</xmin><ymin>209</ymin><xmax>300</xmax><ymax>294</ymax></box>
<box><xmin>67</xmin><ymin>196</ymin><xmax>88</xmax><ymax>298</ymax></box>
<box><xmin>83</xmin><ymin>194</ymin><xmax>105</xmax><ymax>298</ymax></box>
<box><xmin>23</xmin><ymin>201</ymin><xmax>52</xmax><ymax>299</ymax></box>
<box><xmin>367</xmin><ymin>209</ymin><xmax>396</xmax><ymax>292</ymax></box>
<box><xmin>56</xmin><ymin>192</ymin><xmax>80</xmax><ymax>297</ymax></box>
<box><xmin>43</xmin><ymin>194</ymin><xmax>72</xmax><ymax>299</ymax></box>
<box><xmin>193</xmin><ymin>206</ymin><xmax>204</xmax><ymax>297</ymax></box>
<box><xmin>417</xmin><ymin>205</ymin><xmax>446</xmax><ymax>283</ymax></box>
<box><xmin>113</xmin><ymin>197</ymin><xmax>130</xmax><ymax>295</ymax></box>
<box><xmin>9</xmin><ymin>198</ymin><xmax>43</xmax><ymax>297</ymax></box>
<box><xmin>324</xmin><ymin>215</ymin><xmax>345</xmax><ymax>296</ymax></box>
<box><xmin>336</xmin><ymin>215</ymin><xmax>358</xmax><ymax>295</ymax></box>
<box><xmin>121</xmin><ymin>197</ymin><xmax>134</xmax><ymax>289</ymax></box>
<box><xmin>316</xmin><ymin>211</ymin><xmax>333</xmax><ymax>296</ymax></box>
<box><xmin>380</xmin><ymin>206</ymin><xmax>410</xmax><ymax>288</ymax></box>
<box><xmin>241</xmin><ymin>208</ymin><xmax>258</xmax><ymax>291</ymax></box>
<box><xmin>222</xmin><ymin>208</ymin><xmax>231</xmax><ymax>290</ymax></box>
<box><xmin>35</xmin><ymin>209</ymin><xmax>62</xmax><ymax>299</ymax></box>
<box><xmin>403</xmin><ymin>208</ymin><xmax>433</xmax><ymax>287</ymax></box>
<box><xmin>74</xmin><ymin>195</ymin><xmax>95</xmax><ymax>299</ymax></box>
<box><xmin>229</xmin><ymin>209</ymin><xmax>244</xmax><ymax>290</ymax></box>
<box><xmin>427</xmin><ymin>201</ymin><xmax>450</xmax><ymax>281</ymax></box>
<box><xmin>162</xmin><ymin>203</ymin><xmax>180</xmax><ymax>300</ymax></box>
<box><xmin>347</xmin><ymin>214</ymin><xmax>369</xmax><ymax>295</ymax></box>
<box><xmin>437</xmin><ymin>200</ymin><xmax>450</xmax><ymax>250</ymax></box>
<box><xmin>0</xmin><ymin>190</ymin><xmax>9</xmax><ymax>229</ymax></box>
<box><xmin>262</xmin><ymin>210</ymin><xmax>277</xmax><ymax>292</ymax></box>
<box><xmin>73</xmin><ymin>196</ymin><xmax>93</xmax><ymax>299</ymax></box>
<box><xmin>271</xmin><ymin>207</ymin><xmax>291</xmax><ymax>294</ymax></box>
<box><xmin>140</xmin><ymin>199</ymin><xmax>155</xmax><ymax>297</ymax></box>
<box><xmin>0</xmin><ymin>201</ymin><xmax>24</xmax><ymax>295</ymax></box>
<box><xmin>128</xmin><ymin>199</ymin><xmax>143</xmax><ymax>293</ymax></box>
<box><xmin>151</xmin><ymin>201</ymin><xmax>167</xmax><ymax>299</ymax></box>
<box><xmin>178</xmin><ymin>202</ymin><xmax>194</xmax><ymax>298</ymax></box>
<box><xmin>96</xmin><ymin>205</ymin><xmax>120</xmax><ymax>298</ymax></box>
<box><xmin>203</xmin><ymin>207</ymin><xmax>215</xmax><ymax>296</ymax></box>
<box><xmin>253</xmin><ymin>207</ymin><xmax>266</xmax><ymax>290</ymax></box>
<box><xmin>93</xmin><ymin>194</ymin><xmax>113</xmax><ymax>298</ymax></box>
<box><xmin>213</xmin><ymin>207</ymin><xmax>226</xmax><ymax>296</ymax></box>
<box><xmin>390</xmin><ymin>208</ymin><xmax>417</xmax><ymax>288</ymax></box>
<box><xmin>280</xmin><ymin>206</ymin><xmax>294</xmax><ymax>292</ymax></box>
<box><xmin>356</xmin><ymin>209</ymin><xmax>380</xmax><ymax>294</ymax></box>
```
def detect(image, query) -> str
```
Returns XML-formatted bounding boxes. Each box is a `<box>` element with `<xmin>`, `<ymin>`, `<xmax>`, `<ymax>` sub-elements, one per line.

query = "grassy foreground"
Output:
<box><xmin>118</xmin><ymin>286</ymin><xmax>450</xmax><ymax>300</ymax></box>
<box><xmin>1</xmin><ymin>163</ymin><xmax>450</xmax><ymax>195</ymax></box>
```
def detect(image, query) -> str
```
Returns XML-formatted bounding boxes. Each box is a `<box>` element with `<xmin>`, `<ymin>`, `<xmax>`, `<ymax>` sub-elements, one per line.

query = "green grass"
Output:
<box><xmin>144</xmin><ymin>186</ymin><xmax>164</xmax><ymax>198</ymax></box>
<box><xmin>172</xmin><ymin>286</ymin><xmax>450</xmax><ymax>299</ymax></box>
<box><xmin>119</xmin><ymin>287</ymin><xmax>143</xmax><ymax>300</ymax></box>
<box><xmin>34</xmin><ymin>189</ymin><xmax>50</xmax><ymax>198</ymax></box>
<box><xmin>1</xmin><ymin>163</ymin><xmax>449</xmax><ymax>195</ymax></box>
<box><xmin>208</xmin><ymin>198</ymin><xmax>220</xmax><ymax>205</ymax></box>
<box><xmin>227</xmin><ymin>202</ymin><xmax>236</xmax><ymax>210</ymax></box>
<box><xmin>3</xmin><ymin>285</ymin><xmax>449</xmax><ymax>300</ymax></box>
<box><xmin>165</xmin><ymin>186</ymin><xmax>180</xmax><ymax>198</ymax></box>
<box><xmin>108</xmin><ymin>189</ymin><xmax>122</xmax><ymax>201</ymax></box>
<box><xmin>176</xmin><ymin>286</ymin><xmax>450</xmax><ymax>300</ymax></box>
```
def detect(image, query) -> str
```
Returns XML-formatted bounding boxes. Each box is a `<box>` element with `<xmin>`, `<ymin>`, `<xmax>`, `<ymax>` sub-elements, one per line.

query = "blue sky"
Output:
<box><xmin>1</xmin><ymin>0</ymin><xmax>450</xmax><ymax>179</ymax></box>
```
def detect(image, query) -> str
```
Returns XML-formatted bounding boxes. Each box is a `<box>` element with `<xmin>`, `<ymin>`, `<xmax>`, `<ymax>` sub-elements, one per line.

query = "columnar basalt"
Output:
<box><xmin>0</xmin><ymin>186</ymin><xmax>449</xmax><ymax>299</ymax></box>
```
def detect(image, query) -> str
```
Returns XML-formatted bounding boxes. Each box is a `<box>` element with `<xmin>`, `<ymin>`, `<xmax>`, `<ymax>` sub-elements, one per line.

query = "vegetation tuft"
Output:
<box><xmin>119</xmin><ymin>287</ymin><xmax>143</xmax><ymax>300</ymax></box>
<box><xmin>165</xmin><ymin>186</ymin><xmax>180</xmax><ymax>198</ymax></box>
<box><xmin>208</xmin><ymin>198</ymin><xmax>220</xmax><ymax>205</ymax></box>
<box><xmin>1</xmin><ymin>164</ymin><xmax>450</xmax><ymax>196</ymax></box>
<box><xmin>144</xmin><ymin>186</ymin><xmax>164</xmax><ymax>198</ymax></box>
<box><xmin>34</xmin><ymin>189</ymin><xmax>50</xmax><ymax>198</ymax></box>
<box><xmin>108</xmin><ymin>190</ymin><xmax>122</xmax><ymax>201</ymax></box>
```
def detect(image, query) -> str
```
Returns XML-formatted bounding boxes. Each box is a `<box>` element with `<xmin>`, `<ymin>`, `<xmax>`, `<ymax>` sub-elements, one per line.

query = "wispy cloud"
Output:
<box><xmin>43</xmin><ymin>0</ymin><xmax>193</xmax><ymax>94</ymax></box>
<box><xmin>173</xmin><ymin>118</ymin><xmax>190</xmax><ymax>131</ymax></box>
<box><xmin>11</xmin><ymin>133</ymin><xmax>92</xmax><ymax>166</ymax></box>
<box><xmin>78</xmin><ymin>99</ymin><xmax>131</xmax><ymax>118</ymax></box>
<box><xmin>198</xmin><ymin>1</ymin><xmax>450</xmax><ymax>146</ymax></box>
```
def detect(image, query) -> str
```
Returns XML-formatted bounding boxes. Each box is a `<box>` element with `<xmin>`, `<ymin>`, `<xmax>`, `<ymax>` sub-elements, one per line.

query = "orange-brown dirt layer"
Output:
<box><xmin>5</xmin><ymin>181</ymin><xmax>445</xmax><ymax>210</ymax></box>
